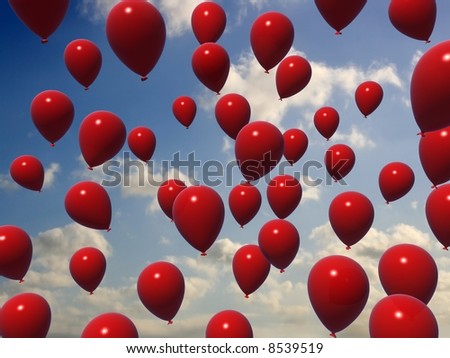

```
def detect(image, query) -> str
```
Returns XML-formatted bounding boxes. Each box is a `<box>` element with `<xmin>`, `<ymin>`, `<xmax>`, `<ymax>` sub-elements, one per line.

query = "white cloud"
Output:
<box><xmin>0</xmin><ymin>174</ymin><xmax>17</xmax><ymax>190</ymax></box>
<box><xmin>332</xmin><ymin>125</ymin><xmax>376</xmax><ymax>149</ymax></box>
<box><xmin>42</xmin><ymin>163</ymin><xmax>60</xmax><ymax>189</ymax></box>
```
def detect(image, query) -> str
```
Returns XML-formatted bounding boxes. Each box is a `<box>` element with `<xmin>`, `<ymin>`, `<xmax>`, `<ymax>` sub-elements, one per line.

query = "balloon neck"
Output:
<box><xmin>335</xmin><ymin>31</ymin><xmax>342</xmax><ymax>35</ymax></box>
<box><xmin>417</xmin><ymin>131</ymin><xmax>425</xmax><ymax>137</ymax></box>
<box><xmin>19</xmin><ymin>279</ymin><xmax>24</xmax><ymax>284</ymax></box>
<box><xmin>245</xmin><ymin>294</ymin><xmax>249</xmax><ymax>299</ymax></box>
<box><xmin>279</xmin><ymin>97</ymin><xmax>283</xmax><ymax>101</ymax></box>
<box><xmin>141</xmin><ymin>76</ymin><xmax>148</xmax><ymax>81</ymax></box>
<box><xmin>431</xmin><ymin>184</ymin><xmax>438</xmax><ymax>189</ymax></box>
<box><xmin>185</xmin><ymin>126</ymin><xmax>189</xmax><ymax>129</ymax></box>
<box><xmin>280</xmin><ymin>269</ymin><xmax>285</xmax><ymax>273</ymax></box>
<box><xmin>240</xmin><ymin>225</ymin><xmax>244</xmax><ymax>229</ymax></box>
<box><xmin>50</xmin><ymin>143</ymin><xmax>55</xmax><ymax>147</ymax></box>
<box><xmin>41</xmin><ymin>38</ymin><xmax>48</xmax><ymax>44</ymax></box>
<box><xmin>84</xmin><ymin>87</ymin><xmax>89</xmax><ymax>91</ymax></box>
<box><xmin>443</xmin><ymin>246</ymin><xmax>449</xmax><ymax>251</ymax></box>
<box><xmin>106</xmin><ymin>228</ymin><xmax>111</xmax><ymax>232</ymax></box>
<box><xmin>264</xmin><ymin>70</ymin><xmax>270</xmax><ymax>74</ymax></box>
<box><xmin>88</xmin><ymin>166</ymin><xmax>93</xmax><ymax>171</ymax></box>
<box><xmin>89</xmin><ymin>291</ymin><xmax>94</xmax><ymax>295</ymax></box>
<box><xmin>167</xmin><ymin>320</ymin><xmax>173</xmax><ymax>325</ymax></box>
<box><xmin>345</xmin><ymin>245</ymin><xmax>351</xmax><ymax>250</ymax></box>
<box><xmin>216</xmin><ymin>92</ymin><xmax>221</xmax><ymax>96</ymax></box>
<box><xmin>364</xmin><ymin>115</ymin><xmax>368</xmax><ymax>119</ymax></box>
<box><xmin>326</xmin><ymin>138</ymin><xmax>330</xmax><ymax>141</ymax></box>
<box><xmin>170</xmin><ymin>219</ymin><xmax>174</xmax><ymax>223</ymax></box>
<box><xmin>385</xmin><ymin>201</ymin><xmax>390</xmax><ymax>205</ymax></box>
<box><xmin>200</xmin><ymin>252</ymin><xmax>207</xmax><ymax>256</ymax></box>
<box><xmin>330</xmin><ymin>332</ymin><xmax>337</xmax><ymax>338</ymax></box>
<box><xmin>425</xmin><ymin>39</ymin><xmax>431</xmax><ymax>44</ymax></box>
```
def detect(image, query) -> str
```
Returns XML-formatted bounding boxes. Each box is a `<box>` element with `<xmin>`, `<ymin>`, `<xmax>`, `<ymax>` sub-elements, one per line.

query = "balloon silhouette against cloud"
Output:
<box><xmin>70</xmin><ymin>247</ymin><xmax>107</xmax><ymax>295</ymax></box>
<box><xmin>205</xmin><ymin>310</ymin><xmax>253</xmax><ymax>338</ymax></box>
<box><xmin>172</xmin><ymin>96</ymin><xmax>197</xmax><ymax>129</ymax></box>
<box><xmin>106</xmin><ymin>0</ymin><xmax>166</xmax><ymax>81</ymax></box>
<box><xmin>157</xmin><ymin>179</ymin><xmax>187</xmax><ymax>221</ymax></box>
<box><xmin>355</xmin><ymin>80</ymin><xmax>383</xmax><ymax>117</ymax></box>
<box><xmin>282</xmin><ymin>128</ymin><xmax>308</xmax><ymax>165</ymax></box>
<box><xmin>228</xmin><ymin>183</ymin><xmax>262</xmax><ymax>228</ymax></box>
<box><xmin>425</xmin><ymin>183</ymin><xmax>450</xmax><ymax>249</ymax></box>
<box><xmin>127</xmin><ymin>126</ymin><xmax>156</xmax><ymax>162</ymax></box>
<box><xmin>215</xmin><ymin>93</ymin><xmax>251</xmax><ymax>139</ymax></box>
<box><xmin>0</xmin><ymin>225</ymin><xmax>32</xmax><ymax>283</ymax></box>
<box><xmin>10</xmin><ymin>155</ymin><xmax>45</xmax><ymax>192</ymax></box>
<box><xmin>81</xmin><ymin>312</ymin><xmax>139</xmax><ymax>338</ymax></box>
<box><xmin>9</xmin><ymin>0</ymin><xmax>69</xmax><ymax>43</ymax></box>
<box><xmin>314</xmin><ymin>0</ymin><xmax>367</xmax><ymax>35</ymax></box>
<box><xmin>314</xmin><ymin>106</ymin><xmax>340</xmax><ymax>141</ymax></box>
<box><xmin>191</xmin><ymin>2</ymin><xmax>226</xmax><ymax>44</ymax></box>
<box><xmin>276</xmin><ymin>55</ymin><xmax>312</xmax><ymax>100</ymax></box>
<box><xmin>324</xmin><ymin>144</ymin><xmax>356</xmax><ymax>182</ymax></box>
<box><xmin>267</xmin><ymin>175</ymin><xmax>302</xmax><ymax>219</ymax></box>
<box><xmin>378</xmin><ymin>162</ymin><xmax>415</xmax><ymax>203</ymax></box>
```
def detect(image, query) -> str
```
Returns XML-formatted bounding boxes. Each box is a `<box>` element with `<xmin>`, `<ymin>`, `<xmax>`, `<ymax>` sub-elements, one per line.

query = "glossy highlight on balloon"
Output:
<box><xmin>378</xmin><ymin>162</ymin><xmax>415</xmax><ymax>203</ymax></box>
<box><xmin>172</xmin><ymin>96</ymin><xmax>197</xmax><ymax>128</ymax></box>
<box><xmin>324</xmin><ymin>144</ymin><xmax>356</xmax><ymax>182</ymax></box>
<box><xmin>267</xmin><ymin>175</ymin><xmax>302</xmax><ymax>219</ymax></box>
<box><xmin>276</xmin><ymin>55</ymin><xmax>312</xmax><ymax>100</ymax></box>
<box><xmin>355</xmin><ymin>81</ymin><xmax>383</xmax><ymax>117</ymax></box>
<box><xmin>228</xmin><ymin>183</ymin><xmax>262</xmax><ymax>228</ymax></box>
<box><xmin>127</xmin><ymin>126</ymin><xmax>156</xmax><ymax>162</ymax></box>
<box><xmin>314</xmin><ymin>106</ymin><xmax>340</xmax><ymax>140</ymax></box>
<box><xmin>205</xmin><ymin>310</ymin><xmax>253</xmax><ymax>338</ymax></box>
<box><xmin>81</xmin><ymin>312</ymin><xmax>138</xmax><ymax>338</ymax></box>
<box><xmin>282</xmin><ymin>128</ymin><xmax>308</xmax><ymax>165</ymax></box>
<box><xmin>70</xmin><ymin>247</ymin><xmax>107</xmax><ymax>295</ymax></box>
<box><xmin>191</xmin><ymin>2</ymin><xmax>226</xmax><ymax>44</ymax></box>
<box><xmin>10</xmin><ymin>155</ymin><xmax>45</xmax><ymax>192</ymax></box>
<box><xmin>215</xmin><ymin>93</ymin><xmax>251</xmax><ymax>139</ymax></box>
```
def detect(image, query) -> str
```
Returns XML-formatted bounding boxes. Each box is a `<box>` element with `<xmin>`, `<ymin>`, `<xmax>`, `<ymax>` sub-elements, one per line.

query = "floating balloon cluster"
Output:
<box><xmin>1</xmin><ymin>0</ymin><xmax>448</xmax><ymax>339</ymax></box>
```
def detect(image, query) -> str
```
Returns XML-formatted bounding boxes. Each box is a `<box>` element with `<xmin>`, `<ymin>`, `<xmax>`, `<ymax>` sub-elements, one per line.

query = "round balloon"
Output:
<box><xmin>172</xmin><ymin>96</ymin><xmax>197</xmax><ymax>129</ymax></box>
<box><xmin>378</xmin><ymin>244</ymin><xmax>438</xmax><ymax>304</ymax></box>
<box><xmin>215</xmin><ymin>93</ymin><xmax>251</xmax><ymax>139</ymax></box>
<box><xmin>65</xmin><ymin>181</ymin><xmax>112</xmax><ymax>231</ymax></box>
<box><xmin>70</xmin><ymin>247</ymin><xmax>107</xmax><ymax>295</ymax></box>
<box><xmin>388</xmin><ymin>0</ymin><xmax>436</xmax><ymax>42</ymax></box>
<box><xmin>205</xmin><ymin>310</ymin><xmax>253</xmax><ymax>338</ymax></box>
<box><xmin>329</xmin><ymin>191</ymin><xmax>374</xmax><ymax>249</ymax></box>
<box><xmin>313</xmin><ymin>106</ymin><xmax>340</xmax><ymax>141</ymax></box>
<box><xmin>30</xmin><ymin>90</ymin><xmax>75</xmax><ymax>146</ymax></box>
<box><xmin>369</xmin><ymin>294</ymin><xmax>439</xmax><ymax>338</ymax></box>
<box><xmin>232</xmin><ymin>245</ymin><xmax>270</xmax><ymax>298</ymax></box>
<box><xmin>9</xmin><ymin>0</ymin><xmax>69</xmax><ymax>43</ymax></box>
<box><xmin>0</xmin><ymin>225</ymin><xmax>32</xmax><ymax>282</ymax></box>
<box><xmin>157</xmin><ymin>179</ymin><xmax>187</xmax><ymax>221</ymax></box>
<box><xmin>127</xmin><ymin>126</ymin><xmax>156</xmax><ymax>162</ymax></box>
<box><xmin>314</xmin><ymin>0</ymin><xmax>367</xmax><ymax>34</ymax></box>
<box><xmin>191</xmin><ymin>2</ymin><xmax>226</xmax><ymax>44</ymax></box>
<box><xmin>137</xmin><ymin>261</ymin><xmax>185</xmax><ymax>324</ymax></box>
<box><xmin>308</xmin><ymin>255</ymin><xmax>369</xmax><ymax>337</ymax></box>
<box><xmin>276</xmin><ymin>55</ymin><xmax>312</xmax><ymax>100</ymax></box>
<box><xmin>10</xmin><ymin>155</ymin><xmax>44</xmax><ymax>192</ymax></box>
<box><xmin>79</xmin><ymin>110</ymin><xmax>126</xmax><ymax>170</ymax></box>
<box><xmin>81</xmin><ymin>312</ymin><xmax>138</xmax><ymax>338</ymax></box>
<box><xmin>266</xmin><ymin>175</ymin><xmax>302</xmax><ymax>219</ymax></box>
<box><xmin>106</xmin><ymin>0</ymin><xmax>166</xmax><ymax>80</ymax></box>
<box><xmin>1</xmin><ymin>293</ymin><xmax>51</xmax><ymax>338</ymax></box>
<box><xmin>419</xmin><ymin>126</ymin><xmax>450</xmax><ymax>187</ymax></box>
<box><xmin>235</xmin><ymin>121</ymin><xmax>284</xmax><ymax>182</ymax></box>
<box><xmin>258</xmin><ymin>219</ymin><xmax>300</xmax><ymax>272</ymax></box>
<box><xmin>355</xmin><ymin>80</ymin><xmax>383</xmax><ymax>117</ymax></box>
<box><xmin>411</xmin><ymin>40</ymin><xmax>450</xmax><ymax>134</ymax></box>
<box><xmin>172</xmin><ymin>186</ymin><xmax>225</xmax><ymax>255</ymax></box>
<box><xmin>250</xmin><ymin>12</ymin><xmax>294</xmax><ymax>73</ymax></box>
<box><xmin>228</xmin><ymin>183</ymin><xmax>262</xmax><ymax>228</ymax></box>
<box><xmin>64</xmin><ymin>39</ymin><xmax>102</xmax><ymax>90</ymax></box>
<box><xmin>283</xmin><ymin>128</ymin><xmax>308</xmax><ymax>165</ymax></box>
<box><xmin>378</xmin><ymin>162</ymin><xmax>415</xmax><ymax>203</ymax></box>
<box><xmin>425</xmin><ymin>183</ymin><xmax>450</xmax><ymax>249</ymax></box>
<box><xmin>192</xmin><ymin>42</ymin><xmax>230</xmax><ymax>94</ymax></box>
<box><xmin>324</xmin><ymin>144</ymin><xmax>356</xmax><ymax>182</ymax></box>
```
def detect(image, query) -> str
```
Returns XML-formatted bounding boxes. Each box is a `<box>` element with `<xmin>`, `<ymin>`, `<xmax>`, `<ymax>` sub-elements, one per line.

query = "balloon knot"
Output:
<box><xmin>106</xmin><ymin>228</ymin><xmax>111</xmax><ymax>232</ymax></box>
<box><xmin>279</xmin><ymin>97</ymin><xmax>283</xmax><ymax>101</ymax></box>
<box><xmin>216</xmin><ymin>92</ymin><xmax>221</xmax><ymax>95</ymax></box>
<box><xmin>141</xmin><ymin>76</ymin><xmax>148</xmax><ymax>81</ymax></box>
<box><xmin>245</xmin><ymin>294</ymin><xmax>249</xmax><ymax>299</ymax></box>
<box><xmin>417</xmin><ymin>132</ymin><xmax>425</xmax><ymax>137</ymax></box>
<box><xmin>240</xmin><ymin>225</ymin><xmax>244</xmax><ymax>229</ymax></box>
<box><xmin>89</xmin><ymin>291</ymin><xmax>94</xmax><ymax>295</ymax></box>
<box><xmin>425</xmin><ymin>39</ymin><xmax>431</xmax><ymax>44</ymax></box>
<box><xmin>364</xmin><ymin>115</ymin><xmax>368</xmax><ymax>119</ymax></box>
<box><xmin>88</xmin><ymin>166</ymin><xmax>93</xmax><ymax>171</ymax></box>
<box><xmin>84</xmin><ymin>87</ymin><xmax>89</xmax><ymax>91</ymax></box>
<box><xmin>201</xmin><ymin>252</ymin><xmax>207</xmax><ymax>256</ymax></box>
<box><xmin>330</xmin><ymin>332</ymin><xmax>337</xmax><ymax>338</ymax></box>
<box><xmin>346</xmin><ymin>245</ymin><xmax>351</xmax><ymax>250</ymax></box>
<box><xmin>443</xmin><ymin>246</ymin><xmax>449</xmax><ymax>251</ymax></box>
<box><xmin>431</xmin><ymin>184</ymin><xmax>437</xmax><ymax>189</ymax></box>
<box><xmin>50</xmin><ymin>143</ymin><xmax>55</xmax><ymax>147</ymax></box>
<box><xmin>19</xmin><ymin>279</ymin><xmax>24</xmax><ymax>284</ymax></box>
<box><xmin>335</xmin><ymin>31</ymin><xmax>342</xmax><ymax>35</ymax></box>
<box><xmin>41</xmin><ymin>38</ymin><xmax>48</xmax><ymax>44</ymax></box>
<box><xmin>280</xmin><ymin>269</ymin><xmax>285</xmax><ymax>273</ymax></box>
<box><xmin>385</xmin><ymin>201</ymin><xmax>390</xmax><ymax>205</ymax></box>
<box><xmin>167</xmin><ymin>320</ymin><xmax>173</xmax><ymax>325</ymax></box>
<box><xmin>185</xmin><ymin>126</ymin><xmax>189</xmax><ymax>129</ymax></box>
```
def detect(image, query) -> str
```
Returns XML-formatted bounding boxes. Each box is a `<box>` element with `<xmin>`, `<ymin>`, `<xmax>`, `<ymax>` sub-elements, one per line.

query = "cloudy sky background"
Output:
<box><xmin>1</xmin><ymin>0</ymin><xmax>450</xmax><ymax>338</ymax></box>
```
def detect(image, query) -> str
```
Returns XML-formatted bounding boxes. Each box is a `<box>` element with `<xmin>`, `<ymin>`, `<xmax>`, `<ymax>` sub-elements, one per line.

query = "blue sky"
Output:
<box><xmin>1</xmin><ymin>0</ymin><xmax>450</xmax><ymax>338</ymax></box>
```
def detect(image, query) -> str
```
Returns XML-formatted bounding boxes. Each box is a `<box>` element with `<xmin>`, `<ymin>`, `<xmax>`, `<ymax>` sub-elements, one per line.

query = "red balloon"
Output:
<box><xmin>79</xmin><ymin>110</ymin><xmax>126</xmax><ymax>170</ymax></box>
<box><xmin>425</xmin><ymin>183</ymin><xmax>450</xmax><ymax>249</ymax></box>
<box><xmin>127</xmin><ymin>126</ymin><xmax>156</xmax><ymax>162</ymax></box>
<box><xmin>228</xmin><ymin>183</ymin><xmax>262</xmax><ymax>228</ymax></box>
<box><xmin>250</xmin><ymin>12</ymin><xmax>294</xmax><ymax>73</ymax></box>
<box><xmin>355</xmin><ymin>81</ymin><xmax>383</xmax><ymax>117</ymax></box>
<box><xmin>378</xmin><ymin>162</ymin><xmax>415</xmax><ymax>203</ymax></box>
<box><xmin>10</xmin><ymin>155</ymin><xmax>44</xmax><ymax>192</ymax></box>
<box><xmin>172</xmin><ymin>96</ymin><xmax>197</xmax><ymax>129</ymax></box>
<box><xmin>0</xmin><ymin>225</ymin><xmax>32</xmax><ymax>282</ymax></box>
<box><xmin>173</xmin><ymin>186</ymin><xmax>225</xmax><ymax>255</ymax></box>
<box><xmin>267</xmin><ymin>175</ymin><xmax>302</xmax><ymax>219</ymax></box>
<box><xmin>419</xmin><ymin>127</ymin><xmax>450</xmax><ymax>187</ymax></box>
<box><xmin>258</xmin><ymin>219</ymin><xmax>300</xmax><ymax>273</ymax></box>
<box><xmin>9</xmin><ymin>0</ymin><xmax>69</xmax><ymax>43</ymax></box>
<box><xmin>215</xmin><ymin>93</ymin><xmax>251</xmax><ymax>139</ymax></box>
<box><xmin>329</xmin><ymin>191</ymin><xmax>374</xmax><ymax>249</ymax></box>
<box><xmin>308</xmin><ymin>255</ymin><xmax>369</xmax><ymax>337</ymax></box>
<box><xmin>157</xmin><ymin>179</ymin><xmax>187</xmax><ymax>221</ymax></box>
<box><xmin>70</xmin><ymin>247</ymin><xmax>107</xmax><ymax>295</ymax></box>
<box><xmin>81</xmin><ymin>312</ymin><xmax>138</xmax><ymax>338</ymax></box>
<box><xmin>137</xmin><ymin>261</ymin><xmax>185</xmax><ymax>324</ymax></box>
<box><xmin>191</xmin><ymin>2</ymin><xmax>226</xmax><ymax>44</ymax></box>
<box><xmin>1</xmin><ymin>293</ymin><xmax>51</xmax><ymax>338</ymax></box>
<box><xmin>411</xmin><ymin>40</ymin><xmax>450</xmax><ymax>134</ymax></box>
<box><xmin>378</xmin><ymin>244</ymin><xmax>438</xmax><ymax>304</ymax></box>
<box><xmin>232</xmin><ymin>244</ymin><xmax>270</xmax><ymax>298</ymax></box>
<box><xmin>64</xmin><ymin>39</ymin><xmax>102</xmax><ymax>90</ymax></box>
<box><xmin>276</xmin><ymin>55</ymin><xmax>312</xmax><ymax>100</ymax></box>
<box><xmin>30</xmin><ymin>90</ymin><xmax>75</xmax><ymax>146</ymax></box>
<box><xmin>205</xmin><ymin>310</ymin><xmax>253</xmax><ymax>338</ymax></box>
<box><xmin>106</xmin><ymin>0</ymin><xmax>166</xmax><ymax>81</ymax></box>
<box><xmin>65</xmin><ymin>181</ymin><xmax>112</xmax><ymax>231</ymax></box>
<box><xmin>324</xmin><ymin>144</ymin><xmax>356</xmax><ymax>181</ymax></box>
<box><xmin>235</xmin><ymin>121</ymin><xmax>284</xmax><ymax>182</ymax></box>
<box><xmin>388</xmin><ymin>0</ymin><xmax>436</xmax><ymax>42</ymax></box>
<box><xmin>369</xmin><ymin>294</ymin><xmax>439</xmax><ymax>338</ymax></box>
<box><xmin>192</xmin><ymin>43</ymin><xmax>230</xmax><ymax>94</ymax></box>
<box><xmin>314</xmin><ymin>0</ymin><xmax>367</xmax><ymax>35</ymax></box>
<box><xmin>283</xmin><ymin>128</ymin><xmax>308</xmax><ymax>165</ymax></box>
<box><xmin>313</xmin><ymin>106</ymin><xmax>340</xmax><ymax>141</ymax></box>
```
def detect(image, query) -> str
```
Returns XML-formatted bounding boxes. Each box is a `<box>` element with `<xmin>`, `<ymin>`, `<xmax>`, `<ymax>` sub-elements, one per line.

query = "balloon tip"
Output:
<box><xmin>200</xmin><ymin>252</ymin><xmax>207</xmax><ymax>256</ymax></box>
<box><xmin>335</xmin><ymin>31</ymin><xmax>342</xmax><ymax>35</ymax></box>
<box><xmin>264</xmin><ymin>70</ymin><xmax>270</xmax><ymax>74</ymax></box>
<box><xmin>443</xmin><ymin>246</ymin><xmax>449</xmax><ymax>251</ymax></box>
<box><xmin>41</xmin><ymin>38</ymin><xmax>48</xmax><ymax>44</ymax></box>
<box><xmin>88</xmin><ymin>166</ymin><xmax>93</xmax><ymax>171</ymax></box>
<box><xmin>19</xmin><ymin>279</ymin><xmax>24</xmax><ymax>284</ymax></box>
<box><xmin>167</xmin><ymin>320</ymin><xmax>173</xmax><ymax>325</ymax></box>
<box><xmin>50</xmin><ymin>143</ymin><xmax>55</xmax><ymax>147</ymax></box>
<box><xmin>279</xmin><ymin>97</ymin><xmax>283</xmax><ymax>101</ymax></box>
<box><xmin>385</xmin><ymin>201</ymin><xmax>390</xmax><ymax>205</ymax></box>
<box><xmin>330</xmin><ymin>332</ymin><xmax>337</xmax><ymax>338</ymax></box>
<box><xmin>345</xmin><ymin>245</ymin><xmax>351</xmax><ymax>250</ymax></box>
<box><xmin>280</xmin><ymin>269</ymin><xmax>285</xmax><ymax>273</ymax></box>
<box><xmin>106</xmin><ymin>228</ymin><xmax>111</xmax><ymax>232</ymax></box>
<box><xmin>431</xmin><ymin>184</ymin><xmax>438</xmax><ymax>189</ymax></box>
<box><xmin>425</xmin><ymin>39</ymin><xmax>431</xmax><ymax>44</ymax></box>
<box><xmin>84</xmin><ymin>87</ymin><xmax>89</xmax><ymax>91</ymax></box>
<box><xmin>417</xmin><ymin>132</ymin><xmax>425</xmax><ymax>137</ymax></box>
<box><xmin>245</xmin><ymin>294</ymin><xmax>249</xmax><ymax>299</ymax></box>
<box><xmin>141</xmin><ymin>76</ymin><xmax>148</xmax><ymax>81</ymax></box>
<box><xmin>89</xmin><ymin>291</ymin><xmax>94</xmax><ymax>295</ymax></box>
<box><xmin>364</xmin><ymin>115</ymin><xmax>368</xmax><ymax>119</ymax></box>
